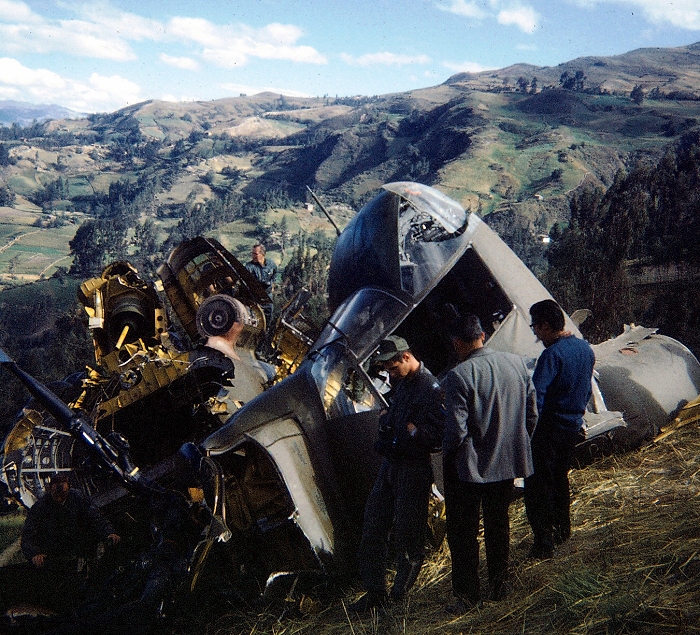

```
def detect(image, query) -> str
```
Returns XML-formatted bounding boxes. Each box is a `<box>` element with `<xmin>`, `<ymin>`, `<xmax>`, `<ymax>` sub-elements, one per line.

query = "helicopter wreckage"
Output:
<box><xmin>2</xmin><ymin>182</ymin><xmax>700</xmax><ymax>617</ymax></box>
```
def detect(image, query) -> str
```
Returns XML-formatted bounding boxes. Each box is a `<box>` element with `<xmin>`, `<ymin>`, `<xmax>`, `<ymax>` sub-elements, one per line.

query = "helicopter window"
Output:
<box><xmin>310</xmin><ymin>343</ymin><xmax>385</xmax><ymax>419</ymax></box>
<box><xmin>314</xmin><ymin>288</ymin><xmax>408</xmax><ymax>362</ymax></box>
<box><xmin>393</xmin><ymin>185</ymin><xmax>472</xmax><ymax>300</ymax></box>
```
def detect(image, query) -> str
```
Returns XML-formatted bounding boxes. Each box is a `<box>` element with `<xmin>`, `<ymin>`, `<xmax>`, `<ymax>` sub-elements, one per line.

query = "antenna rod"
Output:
<box><xmin>306</xmin><ymin>186</ymin><xmax>341</xmax><ymax>237</ymax></box>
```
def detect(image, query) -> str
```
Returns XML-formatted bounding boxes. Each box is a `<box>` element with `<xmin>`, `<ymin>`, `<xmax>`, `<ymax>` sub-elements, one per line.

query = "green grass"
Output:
<box><xmin>0</xmin><ymin>222</ymin><xmax>77</xmax><ymax>279</ymax></box>
<box><xmin>0</xmin><ymin>512</ymin><xmax>24</xmax><ymax>555</ymax></box>
<box><xmin>0</xmin><ymin>275</ymin><xmax>82</xmax><ymax>309</ymax></box>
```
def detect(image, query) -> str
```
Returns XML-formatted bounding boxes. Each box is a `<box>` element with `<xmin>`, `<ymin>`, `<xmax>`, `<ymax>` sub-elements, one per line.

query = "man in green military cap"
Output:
<box><xmin>350</xmin><ymin>335</ymin><xmax>444</xmax><ymax>612</ymax></box>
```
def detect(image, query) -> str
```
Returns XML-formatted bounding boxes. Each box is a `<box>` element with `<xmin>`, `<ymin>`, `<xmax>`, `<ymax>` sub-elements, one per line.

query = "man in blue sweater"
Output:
<box><xmin>524</xmin><ymin>300</ymin><xmax>595</xmax><ymax>559</ymax></box>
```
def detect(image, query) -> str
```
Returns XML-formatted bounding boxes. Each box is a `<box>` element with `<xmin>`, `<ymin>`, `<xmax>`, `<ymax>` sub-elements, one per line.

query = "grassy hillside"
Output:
<box><xmin>169</xmin><ymin>423</ymin><xmax>700</xmax><ymax>635</ymax></box>
<box><xmin>1</xmin><ymin>43</ymin><xmax>700</xmax><ymax>291</ymax></box>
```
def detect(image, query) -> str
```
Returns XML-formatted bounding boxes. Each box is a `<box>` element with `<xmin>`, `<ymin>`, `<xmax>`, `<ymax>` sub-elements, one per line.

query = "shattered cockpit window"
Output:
<box><xmin>384</xmin><ymin>183</ymin><xmax>471</xmax><ymax>298</ymax></box>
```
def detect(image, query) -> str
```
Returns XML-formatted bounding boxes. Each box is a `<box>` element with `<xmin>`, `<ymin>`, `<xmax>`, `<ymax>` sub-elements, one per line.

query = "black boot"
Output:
<box><xmin>389</xmin><ymin>559</ymin><xmax>422</xmax><ymax>601</ymax></box>
<box><xmin>348</xmin><ymin>591</ymin><xmax>389</xmax><ymax>614</ymax></box>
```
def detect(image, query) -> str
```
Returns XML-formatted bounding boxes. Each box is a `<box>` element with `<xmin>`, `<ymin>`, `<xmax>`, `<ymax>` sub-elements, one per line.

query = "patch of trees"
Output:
<box><xmin>277</xmin><ymin>231</ymin><xmax>335</xmax><ymax>328</ymax></box>
<box><xmin>644</xmin><ymin>87</ymin><xmax>700</xmax><ymax>102</ymax></box>
<box><xmin>484</xmin><ymin>206</ymin><xmax>548</xmax><ymax>275</ymax></box>
<box><xmin>0</xmin><ymin>283</ymin><xmax>93</xmax><ymax>432</ymax></box>
<box><xmin>0</xmin><ymin>120</ymin><xmax>46</xmax><ymax>140</ymax></box>
<box><xmin>0</xmin><ymin>143</ymin><xmax>14</xmax><ymax>166</ymax></box>
<box><xmin>559</xmin><ymin>70</ymin><xmax>586</xmax><ymax>91</ymax></box>
<box><xmin>543</xmin><ymin>128</ymin><xmax>700</xmax><ymax>350</ymax></box>
<box><xmin>331</xmin><ymin>96</ymin><xmax>383</xmax><ymax>107</ymax></box>
<box><xmin>32</xmin><ymin>131</ymin><xmax>92</xmax><ymax>149</ymax></box>
<box><xmin>163</xmin><ymin>192</ymin><xmax>276</xmax><ymax>253</ymax></box>
<box><xmin>31</xmin><ymin>176</ymin><xmax>70</xmax><ymax>208</ymax></box>
<box><xmin>516</xmin><ymin>77</ymin><xmax>538</xmax><ymax>94</ymax></box>
<box><xmin>107</xmin><ymin>137</ymin><xmax>162</xmax><ymax>164</ymax></box>
<box><xmin>69</xmin><ymin>175</ymin><xmax>161</xmax><ymax>276</ymax></box>
<box><xmin>0</xmin><ymin>185</ymin><xmax>15</xmax><ymax>207</ymax></box>
<box><xmin>206</xmin><ymin>134</ymin><xmax>269</xmax><ymax>154</ymax></box>
<box><xmin>630</xmin><ymin>85</ymin><xmax>645</xmax><ymax>105</ymax></box>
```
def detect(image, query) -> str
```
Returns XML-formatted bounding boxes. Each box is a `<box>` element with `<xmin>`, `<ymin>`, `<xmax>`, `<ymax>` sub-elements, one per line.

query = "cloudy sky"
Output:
<box><xmin>0</xmin><ymin>0</ymin><xmax>698</xmax><ymax>114</ymax></box>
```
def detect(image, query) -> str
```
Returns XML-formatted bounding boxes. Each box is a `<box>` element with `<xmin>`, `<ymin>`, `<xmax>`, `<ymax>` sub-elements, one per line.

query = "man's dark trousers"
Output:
<box><xmin>358</xmin><ymin>457</ymin><xmax>432</xmax><ymax>597</ymax></box>
<box><xmin>444</xmin><ymin>477</ymin><xmax>513</xmax><ymax>602</ymax></box>
<box><xmin>524</xmin><ymin>422</ymin><xmax>580</xmax><ymax>551</ymax></box>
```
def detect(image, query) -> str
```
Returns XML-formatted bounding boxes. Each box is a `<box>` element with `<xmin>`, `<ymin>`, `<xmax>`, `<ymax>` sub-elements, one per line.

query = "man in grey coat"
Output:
<box><xmin>442</xmin><ymin>315</ymin><xmax>538</xmax><ymax>614</ymax></box>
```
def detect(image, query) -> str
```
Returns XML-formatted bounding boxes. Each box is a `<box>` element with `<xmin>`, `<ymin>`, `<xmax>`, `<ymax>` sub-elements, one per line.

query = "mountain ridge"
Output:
<box><xmin>444</xmin><ymin>41</ymin><xmax>700</xmax><ymax>95</ymax></box>
<box><xmin>1</xmin><ymin>40</ymin><xmax>699</xmax><ymax>130</ymax></box>
<box><xmin>2</xmin><ymin>41</ymin><xmax>700</xmax><ymax>286</ymax></box>
<box><xmin>0</xmin><ymin>100</ymin><xmax>86</xmax><ymax>126</ymax></box>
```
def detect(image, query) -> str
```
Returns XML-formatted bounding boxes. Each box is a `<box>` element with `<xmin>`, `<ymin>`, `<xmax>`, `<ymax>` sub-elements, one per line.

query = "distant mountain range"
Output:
<box><xmin>3</xmin><ymin>41</ymin><xmax>700</xmax><ymax>275</ymax></box>
<box><xmin>446</xmin><ymin>41</ymin><xmax>700</xmax><ymax>95</ymax></box>
<box><xmin>0</xmin><ymin>100</ymin><xmax>86</xmax><ymax>127</ymax></box>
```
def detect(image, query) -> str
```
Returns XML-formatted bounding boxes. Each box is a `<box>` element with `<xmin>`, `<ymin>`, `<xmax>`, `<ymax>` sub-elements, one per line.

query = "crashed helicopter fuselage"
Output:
<box><xmin>2</xmin><ymin>181</ymin><xmax>700</xmax><ymax>606</ymax></box>
<box><xmin>195</xmin><ymin>181</ymin><xmax>700</xmax><ymax>591</ymax></box>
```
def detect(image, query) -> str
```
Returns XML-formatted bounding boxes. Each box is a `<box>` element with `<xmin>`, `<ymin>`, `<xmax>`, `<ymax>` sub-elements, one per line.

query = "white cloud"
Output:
<box><xmin>0</xmin><ymin>57</ymin><xmax>65</xmax><ymax>88</ymax></box>
<box><xmin>497</xmin><ymin>5</ymin><xmax>539</xmax><ymax>33</ymax></box>
<box><xmin>72</xmin><ymin>2</ymin><xmax>165</xmax><ymax>41</ymax></box>
<box><xmin>56</xmin><ymin>21</ymin><xmax>138</xmax><ymax>60</ymax></box>
<box><xmin>436</xmin><ymin>0</ymin><xmax>488</xmax><ymax>19</ymax></box>
<box><xmin>566</xmin><ymin>0</ymin><xmax>700</xmax><ymax>30</ymax></box>
<box><xmin>168</xmin><ymin>18</ymin><xmax>327</xmax><ymax>68</ymax></box>
<box><xmin>635</xmin><ymin>1</ymin><xmax>700</xmax><ymax>29</ymax></box>
<box><xmin>0</xmin><ymin>58</ymin><xmax>141</xmax><ymax>111</ymax></box>
<box><xmin>0</xmin><ymin>0</ymin><xmax>34</xmax><ymax>21</ymax></box>
<box><xmin>0</xmin><ymin>84</ymin><xmax>18</xmax><ymax>98</ymax></box>
<box><xmin>64</xmin><ymin>73</ymin><xmax>143</xmax><ymax>112</ymax></box>
<box><xmin>442</xmin><ymin>60</ymin><xmax>494</xmax><ymax>73</ymax></box>
<box><xmin>0</xmin><ymin>3</ymin><xmax>326</xmax><ymax>68</ymax></box>
<box><xmin>341</xmin><ymin>52</ymin><xmax>431</xmax><ymax>67</ymax></box>
<box><xmin>435</xmin><ymin>0</ymin><xmax>540</xmax><ymax>34</ymax></box>
<box><xmin>159</xmin><ymin>53</ymin><xmax>199</xmax><ymax>71</ymax></box>
<box><xmin>0</xmin><ymin>4</ymin><xmax>140</xmax><ymax>61</ymax></box>
<box><xmin>167</xmin><ymin>16</ymin><xmax>218</xmax><ymax>47</ymax></box>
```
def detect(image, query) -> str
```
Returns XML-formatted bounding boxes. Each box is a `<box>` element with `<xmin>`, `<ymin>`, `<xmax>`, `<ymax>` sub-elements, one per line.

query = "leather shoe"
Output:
<box><xmin>445</xmin><ymin>596</ymin><xmax>482</xmax><ymax>615</ymax></box>
<box><xmin>348</xmin><ymin>592</ymin><xmax>388</xmax><ymax>614</ymax></box>
<box><xmin>527</xmin><ymin>544</ymin><xmax>553</xmax><ymax>560</ymax></box>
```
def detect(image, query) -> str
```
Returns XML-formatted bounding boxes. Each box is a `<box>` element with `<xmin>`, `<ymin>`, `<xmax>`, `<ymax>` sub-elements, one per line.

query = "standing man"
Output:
<box><xmin>442</xmin><ymin>315</ymin><xmax>537</xmax><ymax>615</ymax></box>
<box><xmin>350</xmin><ymin>335</ymin><xmax>444</xmax><ymax>612</ymax></box>
<box><xmin>524</xmin><ymin>299</ymin><xmax>595</xmax><ymax>559</ymax></box>
<box><xmin>245</xmin><ymin>243</ymin><xmax>277</xmax><ymax>331</ymax></box>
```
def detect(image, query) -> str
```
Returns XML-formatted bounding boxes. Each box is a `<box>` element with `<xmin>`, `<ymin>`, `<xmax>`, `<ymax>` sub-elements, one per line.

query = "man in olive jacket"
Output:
<box><xmin>351</xmin><ymin>335</ymin><xmax>444</xmax><ymax>612</ymax></box>
<box><xmin>442</xmin><ymin>315</ymin><xmax>537</xmax><ymax>614</ymax></box>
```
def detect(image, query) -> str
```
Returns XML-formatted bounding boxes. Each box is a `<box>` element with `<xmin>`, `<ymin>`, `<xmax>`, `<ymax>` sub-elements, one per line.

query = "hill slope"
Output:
<box><xmin>1</xmin><ymin>42</ymin><xmax>700</xmax><ymax>282</ymax></box>
<box><xmin>174</xmin><ymin>422</ymin><xmax>700</xmax><ymax>635</ymax></box>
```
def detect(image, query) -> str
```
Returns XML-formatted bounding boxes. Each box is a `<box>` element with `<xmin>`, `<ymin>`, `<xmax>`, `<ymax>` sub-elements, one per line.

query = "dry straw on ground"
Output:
<box><xmin>199</xmin><ymin>420</ymin><xmax>700</xmax><ymax>635</ymax></box>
